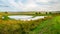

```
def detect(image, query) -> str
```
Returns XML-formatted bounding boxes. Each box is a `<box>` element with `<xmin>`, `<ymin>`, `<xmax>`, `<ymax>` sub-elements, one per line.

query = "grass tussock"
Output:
<box><xmin>0</xmin><ymin>14</ymin><xmax>52</xmax><ymax>34</ymax></box>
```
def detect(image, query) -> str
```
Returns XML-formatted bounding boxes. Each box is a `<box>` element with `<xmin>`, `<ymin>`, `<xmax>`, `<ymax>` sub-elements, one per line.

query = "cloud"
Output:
<box><xmin>0</xmin><ymin>0</ymin><xmax>60</xmax><ymax>11</ymax></box>
<box><xmin>8</xmin><ymin>0</ymin><xmax>23</xmax><ymax>9</ymax></box>
<box><xmin>35</xmin><ymin>0</ymin><xmax>51</xmax><ymax>3</ymax></box>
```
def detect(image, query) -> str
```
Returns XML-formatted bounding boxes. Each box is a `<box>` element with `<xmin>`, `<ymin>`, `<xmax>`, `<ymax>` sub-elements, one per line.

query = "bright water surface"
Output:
<box><xmin>8</xmin><ymin>15</ymin><xmax>45</xmax><ymax>21</ymax></box>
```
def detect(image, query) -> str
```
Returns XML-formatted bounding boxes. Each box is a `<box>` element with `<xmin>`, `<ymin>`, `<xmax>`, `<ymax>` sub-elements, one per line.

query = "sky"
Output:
<box><xmin>0</xmin><ymin>0</ymin><xmax>60</xmax><ymax>12</ymax></box>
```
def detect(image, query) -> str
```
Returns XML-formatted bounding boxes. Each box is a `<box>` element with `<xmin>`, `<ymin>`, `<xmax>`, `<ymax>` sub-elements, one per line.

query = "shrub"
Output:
<box><xmin>0</xmin><ymin>15</ymin><xmax>51</xmax><ymax>34</ymax></box>
<box><xmin>2</xmin><ymin>15</ymin><xmax>10</xmax><ymax>20</ymax></box>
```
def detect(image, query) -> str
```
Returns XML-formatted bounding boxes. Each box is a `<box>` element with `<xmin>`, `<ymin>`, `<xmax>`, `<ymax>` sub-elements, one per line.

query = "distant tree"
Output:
<box><xmin>49</xmin><ymin>12</ymin><xmax>52</xmax><ymax>14</ymax></box>
<box><xmin>39</xmin><ymin>12</ymin><xmax>41</xmax><ymax>14</ymax></box>
<box><xmin>5</xmin><ymin>12</ymin><xmax>8</xmax><ymax>14</ymax></box>
<box><xmin>46</xmin><ymin>12</ymin><xmax>47</xmax><ymax>14</ymax></box>
<box><xmin>35</xmin><ymin>12</ymin><xmax>38</xmax><ymax>14</ymax></box>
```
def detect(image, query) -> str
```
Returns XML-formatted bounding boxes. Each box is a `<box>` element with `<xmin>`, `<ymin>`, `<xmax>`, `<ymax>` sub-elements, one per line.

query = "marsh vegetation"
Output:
<box><xmin>0</xmin><ymin>12</ymin><xmax>60</xmax><ymax>34</ymax></box>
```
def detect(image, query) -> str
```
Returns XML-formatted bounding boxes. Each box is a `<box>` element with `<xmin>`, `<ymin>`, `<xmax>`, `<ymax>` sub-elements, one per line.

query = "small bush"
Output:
<box><xmin>0</xmin><ymin>15</ymin><xmax>51</xmax><ymax>34</ymax></box>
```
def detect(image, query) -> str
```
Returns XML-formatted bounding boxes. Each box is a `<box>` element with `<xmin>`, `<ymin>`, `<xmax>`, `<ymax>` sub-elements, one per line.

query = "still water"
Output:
<box><xmin>8</xmin><ymin>15</ymin><xmax>45</xmax><ymax>21</ymax></box>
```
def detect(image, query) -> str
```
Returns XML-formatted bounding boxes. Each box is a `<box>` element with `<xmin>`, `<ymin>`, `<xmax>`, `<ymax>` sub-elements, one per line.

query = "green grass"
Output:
<box><xmin>0</xmin><ymin>13</ymin><xmax>60</xmax><ymax>34</ymax></box>
<box><xmin>29</xmin><ymin>15</ymin><xmax>60</xmax><ymax>34</ymax></box>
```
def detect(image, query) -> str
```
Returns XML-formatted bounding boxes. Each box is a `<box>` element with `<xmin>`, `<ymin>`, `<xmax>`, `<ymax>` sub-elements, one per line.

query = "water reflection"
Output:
<box><xmin>8</xmin><ymin>15</ymin><xmax>45</xmax><ymax>21</ymax></box>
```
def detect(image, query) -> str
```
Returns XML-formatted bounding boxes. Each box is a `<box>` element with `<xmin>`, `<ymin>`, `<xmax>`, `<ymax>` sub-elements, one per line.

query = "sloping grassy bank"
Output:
<box><xmin>29</xmin><ymin>15</ymin><xmax>60</xmax><ymax>34</ymax></box>
<box><xmin>0</xmin><ymin>15</ymin><xmax>52</xmax><ymax>34</ymax></box>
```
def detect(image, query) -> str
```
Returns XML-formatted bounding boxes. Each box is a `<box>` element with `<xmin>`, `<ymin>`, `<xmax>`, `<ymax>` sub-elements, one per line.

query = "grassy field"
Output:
<box><xmin>29</xmin><ymin>15</ymin><xmax>60</xmax><ymax>34</ymax></box>
<box><xmin>0</xmin><ymin>11</ymin><xmax>60</xmax><ymax>16</ymax></box>
<box><xmin>0</xmin><ymin>12</ymin><xmax>60</xmax><ymax>34</ymax></box>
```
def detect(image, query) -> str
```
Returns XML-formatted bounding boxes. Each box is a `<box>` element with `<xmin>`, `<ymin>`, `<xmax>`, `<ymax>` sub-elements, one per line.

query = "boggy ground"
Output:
<box><xmin>0</xmin><ymin>15</ymin><xmax>52</xmax><ymax>34</ymax></box>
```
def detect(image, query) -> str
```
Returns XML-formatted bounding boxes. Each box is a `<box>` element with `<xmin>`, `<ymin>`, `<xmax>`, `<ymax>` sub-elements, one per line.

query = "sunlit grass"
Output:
<box><xmin>0</xmin><ymin>14</ymin><xmax>52</xmax><ymax>34</ymax></box>
<box><xmin>0</xmin><ymin>12</ymin><xmax>60</xmax><ymax>34</ymax></box>
<box><xmin>29</xmin><ymin>15</ymin><xmax>60</xmax><ymax>34</ymax></box>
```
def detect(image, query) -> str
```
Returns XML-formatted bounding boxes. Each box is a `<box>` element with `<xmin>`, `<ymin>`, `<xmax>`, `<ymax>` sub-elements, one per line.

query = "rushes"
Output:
<box><xmin>0</xmin><ymin>14</ymin><xmax>51</xmax><ymax>34</ymax></box>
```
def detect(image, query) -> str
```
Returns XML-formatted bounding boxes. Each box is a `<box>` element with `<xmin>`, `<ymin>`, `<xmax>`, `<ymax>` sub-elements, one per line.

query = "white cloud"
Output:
<box><xmin>35</xmin><ymin>0</ymin><xmax>51</xmax><ymax>3</ymax></box>
<box><xmin>23</xmin><ymin>2</ymin><xmax>37</xmax><ymax>10</ymax></box>
<box><xmin>0</xmin><ymin>0</ymin><xmax>60</xmax><ymax>11</ymax></box>
<box><xmin>7</xmin><ymin>0</ymin><xmax>24</xmax><ymax>10</ymax></box>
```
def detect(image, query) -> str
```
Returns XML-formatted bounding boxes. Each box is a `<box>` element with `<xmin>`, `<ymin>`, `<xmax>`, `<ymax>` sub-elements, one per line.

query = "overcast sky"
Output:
<box><xmin>0</xmin><ymin>0</ymin><xmax>60</xmax><ymax>12</ymax></box>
